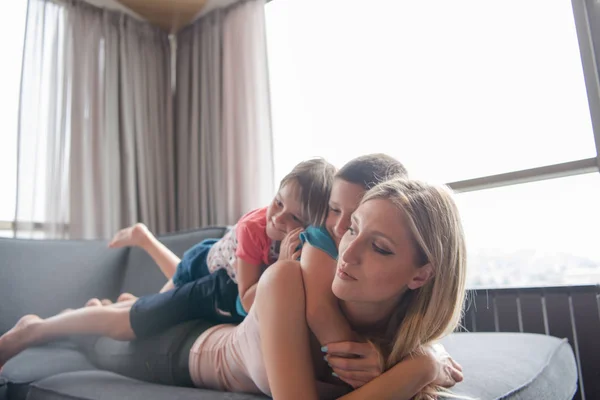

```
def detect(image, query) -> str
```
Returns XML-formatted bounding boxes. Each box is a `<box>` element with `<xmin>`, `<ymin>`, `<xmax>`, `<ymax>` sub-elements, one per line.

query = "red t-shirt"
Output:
<box><xmin>235</xmin><ymin>207</ymin><xmax>273</xmax><ymax>266</ymax></box>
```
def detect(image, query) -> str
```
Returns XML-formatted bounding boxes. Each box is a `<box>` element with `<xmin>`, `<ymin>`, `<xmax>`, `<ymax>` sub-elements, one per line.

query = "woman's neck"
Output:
<box><xmin>340</xmin><ymin>297</ymin><xmax>400</xmax><ymax>337</ymax></box>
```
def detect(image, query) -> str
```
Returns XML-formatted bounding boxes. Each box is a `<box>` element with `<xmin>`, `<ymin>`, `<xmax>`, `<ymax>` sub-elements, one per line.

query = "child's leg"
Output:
<box><xmin>130</xmin><ymin>269</ymin><xmax>243</xmax><ymax>339</ymax></box>
<box><xmin>159</xmin><ymin>280</ymin><xmax>176</xmax><ymax>293</ymax></box>
<box><xmin>109</xmin><ymin>223</ymin><xmax>181</xmax><ymax>280</ymax></box>
<box><xmin>0</xmin><ymin>304</ymin><xmax>135</xmax><ymax>368</ymax></box>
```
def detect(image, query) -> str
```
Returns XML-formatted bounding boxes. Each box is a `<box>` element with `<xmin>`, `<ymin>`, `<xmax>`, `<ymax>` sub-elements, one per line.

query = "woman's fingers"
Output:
<box><xmin>450</xmin><ymin>357</ymin><xmax>463</xmax><ymax>372</ymax></box>
<box><xmin>291</xmin><ymin>250</ymin><xmax>302</xmax><ymax>260</ymax></box>
<box><xmin>449</xmin><ymin>364</ymin><xmax>464</xmax><ymax>383</ymax></box>
<box><xmin>325</xmin><ymin>341</ymin><xmax>370</xmax><ymax>358</ymax></box>
<box><xmin>326</xmin><ymin>354</ymin><xmax>379</xmax><ymax>372</ymax></box>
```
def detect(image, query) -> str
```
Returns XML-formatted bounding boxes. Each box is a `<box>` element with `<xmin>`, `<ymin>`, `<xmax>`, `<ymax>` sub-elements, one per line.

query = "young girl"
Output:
<box><xmin>85</xmin><ymin>158</ymin><xmax>337</xmax><ymax>337</ymax></box>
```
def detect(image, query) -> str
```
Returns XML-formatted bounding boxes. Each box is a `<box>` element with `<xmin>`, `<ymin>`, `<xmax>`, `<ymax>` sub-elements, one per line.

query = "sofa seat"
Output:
<box><xmin>26</xmin><ymin>370</ymin><xmax>267</xmax><ymax>400</ymax></box>
<box><xmin>0</xmin><ymin>343</ymin><xmax>97</xmax><ymax>400</ymax></box>
<box><xmin>441</xmin><ymin>332</ymin><xmax>577</xmax><ymax>399</ymax></box>
<box><xmin>1</xmin><ymin>331</ymin><xmax>577</xmax><ymax>400</ymax></box>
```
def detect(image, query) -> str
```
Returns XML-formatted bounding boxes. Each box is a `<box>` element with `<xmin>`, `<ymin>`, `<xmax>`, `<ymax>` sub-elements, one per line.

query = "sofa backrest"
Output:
<box><xmin>119</xmin><ymin>227</ymin><xmax>228</xmax><ymax>297</ymax></box>
<box><xmin>0</xmin><ymin>227</ymin><xmax>228</xmax><ymax>335</ymax></box>
<box><xmin>0</xmin><ymin>238</ymin><xmax>128</xmax><ymax>334</ymax></box>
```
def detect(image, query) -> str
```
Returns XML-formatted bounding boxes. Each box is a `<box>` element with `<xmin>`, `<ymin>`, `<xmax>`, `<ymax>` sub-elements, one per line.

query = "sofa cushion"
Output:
<box><xmin>120</xmin><ymin>227</ymin><xmax>229</xmax><ymax>297</ymax></box>
<box><xmin>441</xmin><ymin>332</ymin><xmax>577</xmax><ymax>399</ymax></box>
<box><xmin>26</xmin><ymin>370</ymin><xmax>268</xmax><ymax>400</ymax></box>
<box><xmin>0</xmin><ymin>343</ymin><xmax>97</xmax><ymax>400</ymax></box>
<box><xmin>0</xmin><ymin>376</ymin><xmax>7</xmax><ymax>400</ymax></box>
<box><xmin>0</xmin><ymin>238</ymin><xmax>127</xmax><ymax>334</ymax></box>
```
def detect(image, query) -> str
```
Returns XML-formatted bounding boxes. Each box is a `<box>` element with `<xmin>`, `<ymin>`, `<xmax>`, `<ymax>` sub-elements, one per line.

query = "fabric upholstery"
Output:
<box><xmin>0</xmin><ymin>344</ymin><xmax>97</xmax><ymax>400</ymax></box>
<box><xmin>441</xmin><ymin>332</ymin><xmax>577</xmax><ymax>400</ymax></box>
<box><xmin>119</xmin><ymin>227</ymin><xmax>228</xmax><ymax>296</ymax></box>
<box><xmin>26</xmin><ymin>371</ymin><xmax>268</xmax><ymax>400</ymax></box>
<box><xmin>0</xmin><ymin>227</ymin><xmax>580</xmax><ymax>400</ymax></box>
<box><xmin>0</xmin><ymin>238</ymin><xmax>127</xmax><ymax>334</ymax></box>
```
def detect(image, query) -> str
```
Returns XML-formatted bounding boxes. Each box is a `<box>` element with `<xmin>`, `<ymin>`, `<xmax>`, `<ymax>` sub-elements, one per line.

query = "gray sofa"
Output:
<box><xmin>0</xmin><ymin>228</ymin><xmax>579</xmax><ymax>400</ymax></box>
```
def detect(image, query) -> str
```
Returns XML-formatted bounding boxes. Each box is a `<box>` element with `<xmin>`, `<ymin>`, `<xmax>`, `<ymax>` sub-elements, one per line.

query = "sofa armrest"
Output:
<box><xmin>0</xmin><ymin>238</ymin><xmax>127</xmax><ymax>334</ymax></box>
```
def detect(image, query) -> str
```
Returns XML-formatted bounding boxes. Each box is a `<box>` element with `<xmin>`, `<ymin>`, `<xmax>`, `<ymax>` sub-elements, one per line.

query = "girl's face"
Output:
<box><xmin>265</xmin><ymin>181</ymin><xmax>306</xmax><ymax>241</ymax></box>
<box><xmin>325</xmin><ymin>179</ymin><xmax>366</xmax><ymax>246</ymax></box>
<box><xmin>332</xmin><ymin>198</ymin><xmax>432</xmax><ymax>307</ymax></box>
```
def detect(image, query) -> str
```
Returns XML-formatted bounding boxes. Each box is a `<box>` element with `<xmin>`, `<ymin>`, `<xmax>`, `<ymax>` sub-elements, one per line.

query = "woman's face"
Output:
<box><xmin>325</xmin><ymin>179</ymin><xmax>366</xmax><ymax>246</ymax></box>
<box><xmin>332</xmin><ymin>198</ymin><xmax>429</xmax><ymax>306</ymax></box>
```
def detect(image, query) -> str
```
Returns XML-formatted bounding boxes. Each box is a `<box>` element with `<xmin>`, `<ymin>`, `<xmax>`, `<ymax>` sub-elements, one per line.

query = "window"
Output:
<box><xmin>266</xmin><ymin>0</ymin><xmax>600</xmax><ymax>287</ymax></box>
<box><xmin>0</xmin><ymin>1</ymin><xmax>27</xmax><ymax>237</ymax></box>
<box><xmin>457</xmin><ymin>173</ymin><xmax>600</xmax><ymax>288</ymax></box>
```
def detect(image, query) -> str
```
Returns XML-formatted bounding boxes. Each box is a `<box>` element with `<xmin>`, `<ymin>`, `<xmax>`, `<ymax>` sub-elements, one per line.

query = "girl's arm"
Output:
<box><xmin>236</xmin><ymin>259</ymin><xmax>263</xmax><ymax>313</ymax></box>
<box><xmin>301</xmin><ymin>243</ymin><xmax>360</xmax><ymax>345</ymax></box>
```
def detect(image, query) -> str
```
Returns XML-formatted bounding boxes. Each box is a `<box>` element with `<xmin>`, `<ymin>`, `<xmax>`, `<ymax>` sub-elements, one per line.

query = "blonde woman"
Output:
<box><xmin>257</xmin><ymin>178</ymin><xmax>468</xmax><ymax>399</ymax></box>
<box><xmin>0</xmin><ymin>177</ymin><xmax>465</xmax><ymax>399</ymax></box>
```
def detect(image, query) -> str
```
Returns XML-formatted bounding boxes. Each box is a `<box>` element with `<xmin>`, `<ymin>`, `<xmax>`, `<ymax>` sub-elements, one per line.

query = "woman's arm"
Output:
<box><xmin>237</xmin><ymin>259</ymin><xmax>263</xmax><ymax>313</ymax></box>
<box><xmin>335</xmin><ymin>344</ymin><xmax>463</xmax><ymax>400</ymax></box>
<box><xmin>255</xmin><ymin>261</ymin><xmax>320</xmax><ymax>400</ymax></box>
<box><xmin>301</xmin><ymin>244</ymin><xmax>360</xmax><ymax>344</ymax></box>
<box><xmin>337</xmin><ymin>351</ymin><xmax>438</xmax><ymax>400</ymax></box>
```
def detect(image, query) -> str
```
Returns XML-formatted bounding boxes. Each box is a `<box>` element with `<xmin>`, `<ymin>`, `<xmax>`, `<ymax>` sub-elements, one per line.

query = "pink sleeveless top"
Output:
<box><xmin>188</xmin><ymin>307</ymin><xmax>351</xmax><ymax>398</ymax></box>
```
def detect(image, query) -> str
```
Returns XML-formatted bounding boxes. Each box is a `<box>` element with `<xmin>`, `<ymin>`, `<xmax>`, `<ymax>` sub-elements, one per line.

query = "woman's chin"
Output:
<box><xmin>331</xmin><ymin>279</ymin><xmax>352</xmax><ymax>301</ymax></box>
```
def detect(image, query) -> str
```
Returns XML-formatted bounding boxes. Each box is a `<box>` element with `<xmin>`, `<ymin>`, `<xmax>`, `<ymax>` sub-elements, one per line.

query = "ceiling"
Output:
<box><xmin>116</xmin><ymin>0</ymin><xmax>209</xmax><ymax>33</ymax></box>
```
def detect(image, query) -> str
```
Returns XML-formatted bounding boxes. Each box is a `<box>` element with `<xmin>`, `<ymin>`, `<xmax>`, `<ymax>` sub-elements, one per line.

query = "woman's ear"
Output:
<box><xmin>407</xmin><ymin>263</ymin><xmax>434</xmax><ymax>290</ymax></box>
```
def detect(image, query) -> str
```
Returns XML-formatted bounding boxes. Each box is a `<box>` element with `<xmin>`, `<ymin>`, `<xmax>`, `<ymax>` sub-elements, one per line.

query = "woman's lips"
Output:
<box><xmin>336</xmin><ymin>267</ymin><xmax>356</xmax><ymax>281</ymax></box>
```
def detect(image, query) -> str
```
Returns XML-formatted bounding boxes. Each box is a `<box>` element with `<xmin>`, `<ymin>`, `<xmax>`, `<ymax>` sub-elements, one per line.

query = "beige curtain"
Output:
<box><xmin>16</xmin><ymin>0</ymin><xmax>272</xmax><ymax>238</ymax></box>
<box><xmin>174</xmin><ymin>0</ymin><xmax>274</xmax><ymax>229</ymax></box>
<box><xmin>16</xmin><ymin>0</ymin><xmax>174</xmax><ymax>239</ymax></box>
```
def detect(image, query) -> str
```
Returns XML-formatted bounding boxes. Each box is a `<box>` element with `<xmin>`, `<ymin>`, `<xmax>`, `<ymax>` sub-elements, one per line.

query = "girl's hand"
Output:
<box><xmin>278</xmin><ymin>227</ymin><xmax>303</xmax><ymax>261</ymax></box>
<box><xmin>323</xmin><ymin>341</ymin><xmax>383</xmax><ymax>389</ymax></box>
<box><xmin>427</xmin><ymin>343</ymin><xmax>463</xmax><ymax>388</ymax></box>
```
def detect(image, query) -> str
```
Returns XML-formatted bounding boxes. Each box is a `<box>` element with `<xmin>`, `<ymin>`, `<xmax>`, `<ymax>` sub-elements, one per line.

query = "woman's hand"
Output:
<box><xmin>426</xmin><ymin>343</ymin><xmax>463</xmax><ymax>388</ymax></box>
<box><xmin>323</xmin><ymin>341</ymin><xmax>383</xmax><ymax>389</ymax></box>
<box><xmin>278</xmin><ymin>227</ymin><xmax>303</xmax><ymax>261</ymax></box>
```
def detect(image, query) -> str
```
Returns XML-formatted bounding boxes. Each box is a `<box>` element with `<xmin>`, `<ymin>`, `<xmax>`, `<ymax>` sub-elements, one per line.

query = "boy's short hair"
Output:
<box><xmin>279</xmin><ymin>158</ymin><xmax>336</xmax><ymax>226</ymax></box>
<box><xmin>336</xmin><ymin>154</ymin><xmax>408</xmax><ymax>190</ymax></box>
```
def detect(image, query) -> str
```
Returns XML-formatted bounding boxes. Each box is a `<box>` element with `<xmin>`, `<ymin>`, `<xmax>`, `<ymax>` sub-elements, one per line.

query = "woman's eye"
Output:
<box><xmin>329</xmin><ymin>206</ymin><xmax>340</xmax><ymax>214</ymax></box>
<box><xmin>348</xmin><ymin>227</ymin><xmax>356</xmax><ymax>235</ymax></box>
<box><xmin>276</xmin><ymin>200</ymin><xmax>283</xmax><ymax>207</ymax></box>
<box><xmin>372</xmin><ymin>243</ymin><xmax>393</xmax><ymax>255</ymax></box>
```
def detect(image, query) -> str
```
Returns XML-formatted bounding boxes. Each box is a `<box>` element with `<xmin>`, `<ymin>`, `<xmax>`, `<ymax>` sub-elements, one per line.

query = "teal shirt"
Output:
<box><xmin>300</xmin><ymin>225</ymin><xmax>338</xmax><ymax>259</ymax></box>
<box><xmin>236</xmin><ymin>225</ymin><xmax>338</xmax><ymax>317</ymax></box>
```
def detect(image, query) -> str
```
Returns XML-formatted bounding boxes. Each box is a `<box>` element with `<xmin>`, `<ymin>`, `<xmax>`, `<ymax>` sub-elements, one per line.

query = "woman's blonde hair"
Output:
<box><xmin>362</xmin><ymin>178</ymin><xmax>467</xmax><ymax>399</ymax></box>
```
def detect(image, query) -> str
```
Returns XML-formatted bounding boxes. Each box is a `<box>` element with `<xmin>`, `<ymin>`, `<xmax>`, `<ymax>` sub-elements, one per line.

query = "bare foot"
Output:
<box><xmin>108</xmin><ymin>223</ymin><xmax>150</xmax><ymax>249</ymax></box>
<box><xmin>0</xmin><ymin>315</ymin><xmax>42</xmax><ymax>369</ymax></box>
<box><xmin>100</xmin><ymin>299</ymin><xmax>113</xmax><ymax>306</ymax></box>
<box><xmin>85</xmin><ymin>298</ymin><xmax>103</xmax><ymax>307</ymax></box>
<box><xmin>117</xmin><ymin>293</ymin><xmax>138</xmax><ymax>303</ymax></box>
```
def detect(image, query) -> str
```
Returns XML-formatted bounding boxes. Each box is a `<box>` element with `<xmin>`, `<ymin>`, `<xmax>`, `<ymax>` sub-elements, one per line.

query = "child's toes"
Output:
<box><xmin>85</xmin><ymin>298</ymin><xmax>103</xmax><ymax>307</ymax></box>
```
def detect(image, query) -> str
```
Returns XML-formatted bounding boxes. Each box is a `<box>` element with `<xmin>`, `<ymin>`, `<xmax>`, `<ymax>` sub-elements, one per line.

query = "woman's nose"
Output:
<box><xmin>340</xmin><ymin>236</ymin><xmax>361</xmax><ymax>265</ymax></box>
